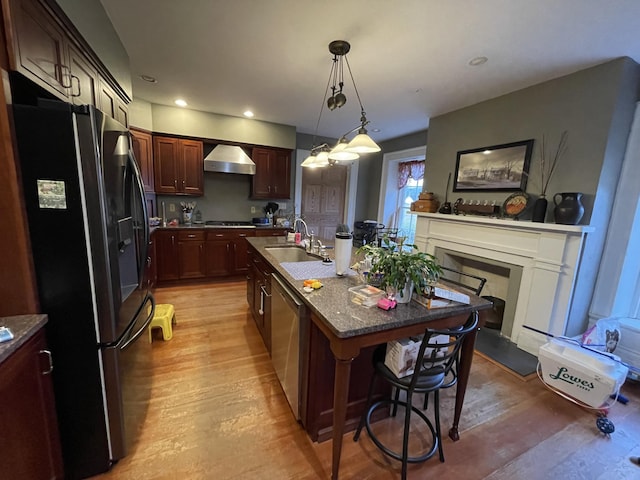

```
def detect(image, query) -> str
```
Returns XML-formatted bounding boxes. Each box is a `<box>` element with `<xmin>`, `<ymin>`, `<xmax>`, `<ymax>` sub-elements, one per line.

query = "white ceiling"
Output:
<box><xmin>99</xmin><ymin>0</ymin><xmax>640</xmax><ymax>142</ymax></box>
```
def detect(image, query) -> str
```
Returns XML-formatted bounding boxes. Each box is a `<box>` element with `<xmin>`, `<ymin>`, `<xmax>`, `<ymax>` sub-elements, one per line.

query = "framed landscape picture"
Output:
<box><xmin>453</xmin><ymin>139</ymin><xmax>534</xmax><ymax>192</ymax></box>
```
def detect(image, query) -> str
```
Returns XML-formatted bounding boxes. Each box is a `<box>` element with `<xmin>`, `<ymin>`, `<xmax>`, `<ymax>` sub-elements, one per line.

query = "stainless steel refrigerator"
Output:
<box><xmin>13</xmin><ymin>99</ymin><xmax>155</xmax><ymax>479</ymax></box>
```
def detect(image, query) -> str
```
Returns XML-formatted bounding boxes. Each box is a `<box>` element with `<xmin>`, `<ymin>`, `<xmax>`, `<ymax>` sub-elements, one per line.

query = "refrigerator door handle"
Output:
<box><xmin>127</xmin><ymin>145</ymin><xmax>150</xmax><ymax>281</ymax></box>
<box><xmin>120</xmin><ymin>293</ymin><xmax>156</xmax><ymax>350</ymax></box>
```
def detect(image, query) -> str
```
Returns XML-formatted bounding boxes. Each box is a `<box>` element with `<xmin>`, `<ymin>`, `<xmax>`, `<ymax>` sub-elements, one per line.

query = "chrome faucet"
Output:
<box><xmin>294</xmin><ymin>217</ymin><xmax>314</xmax><ymax>252</ymax></box>
<box><xmin>294</xmin><ymin>217</ymin><xmax>310</xmax><ymax>238</ymax></box>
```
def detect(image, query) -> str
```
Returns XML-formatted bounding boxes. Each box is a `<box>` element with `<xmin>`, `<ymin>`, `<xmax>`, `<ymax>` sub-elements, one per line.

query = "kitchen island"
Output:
<box><xmin>247</xmin><ymin>237</ymin><xmax>492</xmax><ymax>480</ymax></box>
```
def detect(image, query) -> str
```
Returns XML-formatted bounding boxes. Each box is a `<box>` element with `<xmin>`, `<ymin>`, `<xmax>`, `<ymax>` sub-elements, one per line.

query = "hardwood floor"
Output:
<box><xmin>92</xmin><ymin>280</ymin><xmax>640</xmax><ymax>479</ymax></box>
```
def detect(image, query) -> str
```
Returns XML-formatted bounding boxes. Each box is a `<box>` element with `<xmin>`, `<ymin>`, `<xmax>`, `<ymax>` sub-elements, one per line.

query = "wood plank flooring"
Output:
<box><xmin>92</xmin><ymin>280</ymin><xmax>640</xmax><ymax>479</ymax></box>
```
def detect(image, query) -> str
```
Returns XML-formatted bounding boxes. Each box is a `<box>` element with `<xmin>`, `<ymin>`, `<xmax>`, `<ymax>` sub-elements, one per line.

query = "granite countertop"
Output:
<box><xmin>0</xmin><ymin>314</ymin><xmax>48</xmax><ymax>364</ymax></box>
<box><xmin>247</xmin><ymin>237</ymin><xmax>492</xmax><ymax>339</ymax></box>
<box><xmin>153</xmin><ymin>224</ymin><xmax>289</xmax><ymax>230</ymax></box>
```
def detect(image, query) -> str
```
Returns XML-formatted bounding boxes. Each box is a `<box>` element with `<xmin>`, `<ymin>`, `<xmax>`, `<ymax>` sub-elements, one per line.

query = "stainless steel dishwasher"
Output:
<box><xmin>270</xmin><ymin>274</ymin><xmax>306</xmax><ymax>419</ymax></box>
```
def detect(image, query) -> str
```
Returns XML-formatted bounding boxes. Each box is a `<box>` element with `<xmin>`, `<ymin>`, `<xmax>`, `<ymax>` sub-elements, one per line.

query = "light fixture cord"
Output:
<box><xmin>310</xmin><ymin>59</ymin><xmax>336</xmax><ymax>152</ymax></box>
<box><xmin>344</xmin><ymin>55</ymin><xmax>366</xmax><ymax>119</ymax></box>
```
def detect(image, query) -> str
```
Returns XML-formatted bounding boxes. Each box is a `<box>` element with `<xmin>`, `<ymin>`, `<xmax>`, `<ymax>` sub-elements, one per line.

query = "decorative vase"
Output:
<box><xmin>183</xmin><ymin>211</ymin><xmax>193</xmax><ymax>224</ymax></box>
<box><xmin>532</xmin><ymin>195</ymin><xmax>548</xmax><ymax>223</ymax></box>
<box><xmin>393</xmin><ymin>281</ymin><xmax>414</xmax><ymax>304</ymax></box>
<box><xmin>553</xmin><ymin>192</ymin><xmax>584</xmax><ymax>225</ymax></box>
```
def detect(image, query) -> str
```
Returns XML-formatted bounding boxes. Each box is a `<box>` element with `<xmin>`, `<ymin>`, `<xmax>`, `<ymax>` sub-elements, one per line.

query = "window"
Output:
<box><xmin>378</xmin><ymin>147</ymin><xmax>426</xmax><ymax>247</ymax></box>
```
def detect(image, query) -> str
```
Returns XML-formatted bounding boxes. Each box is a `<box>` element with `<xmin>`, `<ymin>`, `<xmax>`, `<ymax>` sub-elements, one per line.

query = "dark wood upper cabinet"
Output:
<box><xmin>6</xmin><ymin>0</ymin><xmax>70</xmax><ymax>97</ymax></box>
<box><xmin>130</xmin><ymin>128</ymin><xmax>154</xmax><ymax>192</ymax></box>
<box><xmin>251</xmin><ymin>147</ymin><xmax>291</xmax><ymax>199</ymax></box>
<box><xmin>4</xmin><ymin>0</ymin><xmax>129</xmax><ymax>125</ymax></box>
<box><xmin>68</xmin><ymin>43</ymin><xmax>97</xmax><ymax>106</ymax></box>
<box><xmin>153</xmin><ymin>136</ymin><xmax>203</xmax><ymax>196</ymax></box>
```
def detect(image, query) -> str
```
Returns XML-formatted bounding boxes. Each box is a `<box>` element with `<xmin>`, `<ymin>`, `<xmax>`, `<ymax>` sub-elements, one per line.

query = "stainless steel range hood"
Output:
<box><xmin>203</xmin><ymin>144</ymin><xmax>256</xmax><ymax>175</ymax></box>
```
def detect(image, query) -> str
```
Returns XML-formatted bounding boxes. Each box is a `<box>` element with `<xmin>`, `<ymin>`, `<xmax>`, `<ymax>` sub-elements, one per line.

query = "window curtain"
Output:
<box><xmin>397</xmin><ymin>160</ymin><xmax>425</xmax><ymax>189</ymax></box>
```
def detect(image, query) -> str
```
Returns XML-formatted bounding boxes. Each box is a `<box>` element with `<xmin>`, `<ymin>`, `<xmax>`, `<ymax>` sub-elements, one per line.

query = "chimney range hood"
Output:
<box><xmin>203</xmin><ymin>144</ymin><xmax>256</xmax><ymax>175</ymax></box>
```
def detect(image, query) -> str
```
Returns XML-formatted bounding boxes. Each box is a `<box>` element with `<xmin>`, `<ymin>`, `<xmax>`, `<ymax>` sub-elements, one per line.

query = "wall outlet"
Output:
<box><xmin>169</xmin><ymin>203</ymin><xmax>176</xmax><ymax>212</ymax></box>
<box><xmin>280</xmin><ymin>202</ymin><xmax>287</xmax><ymax>210</ymax></box>
<box><xmin>251</xmin><ymin>206</ymin><xmax>256</xmax><ymax>214</ymax></box>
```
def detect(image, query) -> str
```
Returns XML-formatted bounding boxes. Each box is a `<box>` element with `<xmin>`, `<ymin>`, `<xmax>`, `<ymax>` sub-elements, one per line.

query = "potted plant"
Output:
<box><xmin>357</xmin><ymin>236</ymin><xmax>441</xmax><ymax>303</ymax></box>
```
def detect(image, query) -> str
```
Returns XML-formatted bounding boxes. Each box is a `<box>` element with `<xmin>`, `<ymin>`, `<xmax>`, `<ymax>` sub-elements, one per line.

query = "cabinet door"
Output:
<box><xmin>68</xmin><ymin>44</ymin><xmax>97</xmax><ymax>106</ymax></box>
<box><xmin>131</xmin><ymin>129</ymin><xmax>154</xmax><ymax>192</ymax></box>
<box><xmin>153</xmin><ymin>136</ymin><xmax>180</xmax><ymax>194</ymax></box>
<box><xmin>98</xmin><ymin>77</ymin><xmax>117</xmax><ymax>119</ymax></box>
<box><xmin>246</xmin><ymin>251</ymin><xmax>255</xmax><ymax>309</ymax></box>
<box><xmin>8</xmin><ymin>0</ymin><xmax>70</xmax><ymax>98</ymax></box>
<box><xmin>155</xmin><ymin>231</ymin><xmax>179</xmax><ymax>281</ymax></box>
<box><xmin>272</xmin><ymin>149</ymin><xmax>291</xmax><ymax>198</ymax></box>
<box><xmin>251</xmin><ymin>147</ymin><xmax>291</xmax><ymax>199</ymax></box>
<box><xmin>147</xmin><ymin>233</ymin><xmax>157</xmax><ymax>289</ymax></box>
<box><xmin>205</xmin><ymin>238</ymin><xmax>231</xmax><ymax>277</ymax></box>
<box><xmin>181</xmin><ymin>139</ymin><xmax>204</xmax><ymax>196</ymax></box>
<box><xmin>251</xmin><ymin>147</ymin><xmax>272</xmax><ymax>198</ymax></box>
<box><xmin>231</xmin><ymin>233</ymin><xmax>251</xmax><ymax>274</ymax></box>
<box><xmin>0</xmin><ymin>329</ymin><xmax>63</xmax><ymax>479</ymax></box>
<box><xmin>178</xmin><ymin>231</ymin><xmax>206</xmax><ymax>279</ymax></box>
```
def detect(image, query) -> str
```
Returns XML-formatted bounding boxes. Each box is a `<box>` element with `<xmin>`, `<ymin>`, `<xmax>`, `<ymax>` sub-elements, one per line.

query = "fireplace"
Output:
<box><xmin>414</xmin><ymin>213</ymin><xmax>594</xmax><ymax>356</ymax></box>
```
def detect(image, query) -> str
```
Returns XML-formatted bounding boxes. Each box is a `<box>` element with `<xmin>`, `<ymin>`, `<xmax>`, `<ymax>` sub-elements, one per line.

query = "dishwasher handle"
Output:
<box><xmin>259</xmin><ymin>284</ymin><xmax>270</xmax><ymax>315</ymax></box>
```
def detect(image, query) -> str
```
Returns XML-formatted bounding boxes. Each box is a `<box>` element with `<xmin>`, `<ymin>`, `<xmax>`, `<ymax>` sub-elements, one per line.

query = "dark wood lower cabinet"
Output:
<box><xmin>155</xmin><ymin>228</ymin><xmax>287</xmax><ymax>285</ymax></box>
<box><xmin>177</xmin><ymin>230</ymin><xmax>206</xmax><ymax>279</ymax></box>
<box><xmin>246</xmin><ymin>243</ymin><xmax>389</xmax><ymax>442</ymax></box>
<box><xmin>0</xmin><ymin>328</ymin><xmax>64</xmax><ymax>480</ymax></box>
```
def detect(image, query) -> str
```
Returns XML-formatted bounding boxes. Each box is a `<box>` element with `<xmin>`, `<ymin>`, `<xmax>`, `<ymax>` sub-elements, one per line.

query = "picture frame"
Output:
<box><xmin>453</xmin><ymin>139</ymin><xmax>534</xmax><ymax>192</ymax></box>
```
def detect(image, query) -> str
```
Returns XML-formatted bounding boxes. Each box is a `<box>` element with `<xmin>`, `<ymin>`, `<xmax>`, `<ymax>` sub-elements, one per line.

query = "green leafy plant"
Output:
<box><xmin>357</xmin><ymin>236</ymin><xmax>442</xmax><ymax>299</ymax></box>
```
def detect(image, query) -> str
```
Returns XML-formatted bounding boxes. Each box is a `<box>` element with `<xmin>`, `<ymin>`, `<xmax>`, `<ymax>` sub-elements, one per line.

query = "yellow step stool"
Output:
<box><xmin>149</xmin><ymin>304</ymin><xmax>176</xmax><ymax>342</ymax></box>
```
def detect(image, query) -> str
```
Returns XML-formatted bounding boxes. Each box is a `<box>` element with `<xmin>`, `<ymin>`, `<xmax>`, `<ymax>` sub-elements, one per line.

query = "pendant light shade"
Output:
<box><xmin>301</xmin><ymin>153</ymin><xmax>319</xmax><ymax>168</ymax></box>
<box><xmin>329</xmin><ymin>137</ymin><xmax>360</xmax><ymax>161</ymax></box>
<box><xmin>345</xmin><ymin>130</ymin><xmax>381</xmax><ymax>153</ymax></box>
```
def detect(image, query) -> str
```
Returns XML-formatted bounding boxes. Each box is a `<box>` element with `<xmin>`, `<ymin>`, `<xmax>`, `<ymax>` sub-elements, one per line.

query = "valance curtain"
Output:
<box><xmin>397</xmin><ymin>160</ymin><xmax>425</xmax><ymax>189</ymax></box>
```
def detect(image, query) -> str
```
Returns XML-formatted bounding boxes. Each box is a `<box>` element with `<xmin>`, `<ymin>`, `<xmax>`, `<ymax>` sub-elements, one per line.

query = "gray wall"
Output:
<box><xmin>55</xmin><ymin>0</ymin><xmax>132</xmax><ymax>99</ymax></box>
<box><xmin>423</xmin><ymin>57</ymin><xmax>640</xmax><ymax>336</ymax></box>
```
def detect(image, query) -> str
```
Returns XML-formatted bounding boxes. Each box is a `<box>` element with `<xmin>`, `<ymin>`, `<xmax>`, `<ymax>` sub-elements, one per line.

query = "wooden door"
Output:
<box><xmin>68</xmin><ymin>44</ymin><xmax>97</xmax><ymax>106</ymax></box>
<box><xmin>272</xmin><ymin>150</ymin><xmax>291</xmax><ymax>198</ymax></box>
<box><xmin>0</xmin><ymin>330</ymin><xmax>64</xmax><ymax>479</ymax></box>
<box><xmin>131</xmin><ymin>129</ymin><xmax>154</xmax><ymax>192</ymax></box>
<box><xmin>251</xmin><ymin>147</ymin><xmax>272</xmax><ymax>198</ymax></box>
<box><xmin>155</xmin><ymin>231</ymin><xmax>179</xmax><ymax>281</ymax></box>
<box><xmin>10</xmin><ymin>0</ymin><xmax>69</xmax><ymax>97</ymax></box>
<box><xmin>180</xmin><ymin>139</ymin><xmax>203</xmax><ymax>195</ymax></box>
<box><xmin>178</xmin><ymin>231</ymin><xmax>205</xmax><ymax>279</ymax></box>
<box><xmin>205</xmin><ymin>238</ymin><xmax>231</xmax><ymax>277</ymax></box>
<box><xmin>153</xmin><ymin>136</ymin><xmax>180</xmax><ymax>194</ymax></box>
<box><xmin>301</xmin><ymin>165</ymin><xmax>348</xmax><ymax>241</ymax></box>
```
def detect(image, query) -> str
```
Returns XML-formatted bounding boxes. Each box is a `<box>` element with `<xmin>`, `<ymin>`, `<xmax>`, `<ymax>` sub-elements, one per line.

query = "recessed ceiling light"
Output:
<box><xmin>371</xmin><ymin>128</ymin><xmax>381</xmax><ymax>133</ymax></box>
<box><xmin>140</xmin><ymin>74</ymin><xmax>157</xmax><ymax>83</ymax></box>
<box><xmin>469</xmin><ymin>56</ymin><xmax>488</xmax><ymax>66</ymax></box>
<box><xmin>174</xmin><ymin>99</ymin><xmax>188</xmax><ymax>107</ymax></box>
<box><xmin>244</xmin><ymin>110</ymin><xmax>254</xmax><ymax>118</ymax></box>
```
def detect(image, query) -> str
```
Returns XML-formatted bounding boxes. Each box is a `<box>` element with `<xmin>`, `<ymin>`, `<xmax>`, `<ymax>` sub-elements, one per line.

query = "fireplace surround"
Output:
<box><xmin>414</xmin><ymin>213</ymin><xmax>594</xmax><ymax>356</ymax></box>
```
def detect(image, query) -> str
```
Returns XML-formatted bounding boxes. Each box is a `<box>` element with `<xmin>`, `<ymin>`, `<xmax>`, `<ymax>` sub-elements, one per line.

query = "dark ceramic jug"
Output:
<box><xmin>553</xmin><ymin>192</ymin><xmax>584</xmax><ymax>225</ymax></box>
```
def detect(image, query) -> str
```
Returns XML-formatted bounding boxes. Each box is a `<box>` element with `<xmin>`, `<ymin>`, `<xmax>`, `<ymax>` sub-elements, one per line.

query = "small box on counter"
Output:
<box><xmin>349</xmin><ymin>284</ymin><xmax>386</xmax><ymax>308</ymax></box>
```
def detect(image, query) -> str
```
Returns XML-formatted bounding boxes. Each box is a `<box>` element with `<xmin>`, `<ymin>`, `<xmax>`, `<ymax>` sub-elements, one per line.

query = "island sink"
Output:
<box><xmin>264</xmin><ymin>245</ymin><xmax>322</xmax><ymax>263</ymax></box>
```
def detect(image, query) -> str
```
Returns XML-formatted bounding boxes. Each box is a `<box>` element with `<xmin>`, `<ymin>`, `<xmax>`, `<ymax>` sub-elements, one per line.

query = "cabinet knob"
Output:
<box><xmin>188</xmin><ymin>234</ymin><xmax>196</xmax><ymax>238</ymax></box>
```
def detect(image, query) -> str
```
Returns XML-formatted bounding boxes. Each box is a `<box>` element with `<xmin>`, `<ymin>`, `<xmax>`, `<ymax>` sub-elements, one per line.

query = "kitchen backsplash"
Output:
<box><xmin>158</xmin><ymin>171</ymin><xmax>292</xmax><ymax>223</ymax></box>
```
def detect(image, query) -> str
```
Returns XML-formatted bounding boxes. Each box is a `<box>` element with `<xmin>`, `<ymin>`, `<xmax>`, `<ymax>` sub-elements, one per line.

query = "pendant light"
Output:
<box><xmin>303</xmin><ymin>40</ymin><xmax>381</xmax><ymax>168</ymax></box>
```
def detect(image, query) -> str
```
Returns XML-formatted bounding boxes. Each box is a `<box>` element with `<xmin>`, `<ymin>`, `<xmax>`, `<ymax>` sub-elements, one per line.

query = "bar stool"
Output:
<box><xmin>149</xmin><ymin>304</ymin><xmax>176</xmax><ymax>342</ymax></box>
<box><xmin>353</xmin><ymin>314</ymin><xmax>478</xmax><ymax>480</ymax></box>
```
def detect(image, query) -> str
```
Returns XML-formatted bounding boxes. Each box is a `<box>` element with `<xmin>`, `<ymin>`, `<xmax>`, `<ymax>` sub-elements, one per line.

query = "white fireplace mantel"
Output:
<box><xmin>413</xmin><ymin>213</ymin><xmax>594</xmax><ymax>356</ymax></box>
